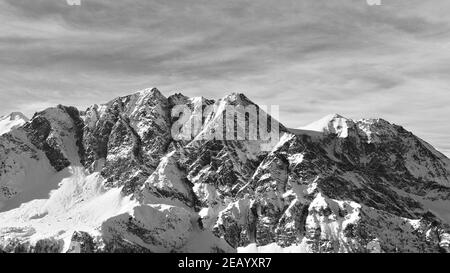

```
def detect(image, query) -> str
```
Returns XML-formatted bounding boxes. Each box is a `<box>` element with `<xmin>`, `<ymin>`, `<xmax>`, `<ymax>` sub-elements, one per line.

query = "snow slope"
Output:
<box><xmin>0</xmin><ymin>164</ymin><xmax>232</xmax><ymax>253</ymax></box>
<box><xmin>0</xmin><ymin>167</ymin><xmax>137</xmax><ymax>252</ymax></box>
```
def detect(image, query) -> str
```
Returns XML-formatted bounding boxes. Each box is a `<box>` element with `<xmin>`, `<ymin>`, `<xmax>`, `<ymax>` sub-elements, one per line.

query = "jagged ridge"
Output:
<box><xmin>0</xmin><ymin>88</ymin><xmax>449</xmax><ymax>253</ymax></box>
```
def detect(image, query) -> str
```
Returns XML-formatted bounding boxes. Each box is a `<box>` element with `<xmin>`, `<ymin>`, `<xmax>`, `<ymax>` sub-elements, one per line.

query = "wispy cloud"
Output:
<box><xmin>0</xmin><ymin>0</ymin><xmax>449</xmax><ymax>156</ymax></box>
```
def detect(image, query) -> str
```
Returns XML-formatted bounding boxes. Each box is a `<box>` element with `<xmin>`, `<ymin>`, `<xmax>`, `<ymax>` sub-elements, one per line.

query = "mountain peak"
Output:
<box><xmin>135</xmin><ymin>87</ymin><xmax>166</xmax><ymax>100</ymax></box>
<box><xmin>0</xmin><ymin>112</ymin><xmax>29</xmax><ymax>135</ymax></box>
<box><xmin>7</xmin><ymin>112</ymin><xmax>29</xmax><ymax>122</ymax></box>
<box><xmin>329</xmin><ymin>113</ymin><xmax>347</xmax><ymax>120</ymax></box>
<box><xmin>300</xmin><ymin>113</ymin><xmax>353</xmax><ymax>138</ymax></box>
<box><xmin>221</xmin><ymin>92</ymin><xmax>253</xmax><ymax>105</ymax></box>
<box><xmin>168</xmin><ymin>92</ymin><xmax>190</xmax><ymax>105</ymax></box>
<box><xmin>139</xmin><ymin>87</ymin><xmax>161</xmax><ymax>94</ymax></box>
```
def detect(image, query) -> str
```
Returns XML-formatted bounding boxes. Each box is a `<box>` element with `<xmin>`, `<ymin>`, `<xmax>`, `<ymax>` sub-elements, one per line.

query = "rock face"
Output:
<box><xmin>67</xmin><ymin>231</ymin><xmax>95</xmax><ymax>253</ymax></box>
<box><xmin>0</xmin><ymin>88</ymin><xmax>450</xmax><ymax>253</ymax></box>
<box><xmin>82</xmin><ymin>89</ymin><xmax>172</xmax><ymax>194</ymax></box>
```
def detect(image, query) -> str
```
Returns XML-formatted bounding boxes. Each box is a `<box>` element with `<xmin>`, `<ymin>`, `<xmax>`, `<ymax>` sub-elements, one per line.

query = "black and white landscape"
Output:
<box><xmin>1</xmin><ymin>1</ymin><xmax>450</xmax><ymax>253</ymax></box>
<box><xmin>0</xmin><ymin>89</ymin><xmax>449</xmax><ymax>253</ymax></box>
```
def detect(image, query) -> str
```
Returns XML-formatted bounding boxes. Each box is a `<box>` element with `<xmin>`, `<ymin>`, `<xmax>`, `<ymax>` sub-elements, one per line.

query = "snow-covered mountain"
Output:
<box><xmin>0</xmin><ymin>112</ymin><xmax>28</xmax><ymax>136</ymax></box>
<box><xmin>0</xmin><ymin>88</ymin><xmax>449</xmax><ymax>253</ymax></box>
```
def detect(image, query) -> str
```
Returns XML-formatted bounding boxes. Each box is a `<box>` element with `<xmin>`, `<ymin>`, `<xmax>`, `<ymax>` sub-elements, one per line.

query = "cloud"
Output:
<box><xmin>0</xmin><ymin>0</ymin><xmax>449</xmax><ymax>156</ymax></box>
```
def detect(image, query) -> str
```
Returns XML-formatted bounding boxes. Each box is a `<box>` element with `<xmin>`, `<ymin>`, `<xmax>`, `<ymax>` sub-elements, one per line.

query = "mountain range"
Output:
<box><xmin>0</xmin><ymin>88</ymin><xmax>449</xmax><ymax>253</ymax></box>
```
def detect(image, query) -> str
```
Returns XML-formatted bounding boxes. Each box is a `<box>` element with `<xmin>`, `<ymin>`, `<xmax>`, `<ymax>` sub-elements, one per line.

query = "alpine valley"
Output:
<box><xmin>0</xmin><ymin>88</ymin><xmax>449</xmax><ymax>253</ymax></box>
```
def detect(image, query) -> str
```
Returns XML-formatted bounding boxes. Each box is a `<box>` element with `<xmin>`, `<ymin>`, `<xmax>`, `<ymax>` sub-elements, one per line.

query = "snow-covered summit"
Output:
<box><xmin>299</xmin><ymin>114</ymin><xmax>413</xmax><ymax>143</ymax></box>
<box><xmin>0</xmin><ymin>112</ymin><xmax>29</xmax><ymax>136</ymax></box>
<box><xmin>8</xmin><ymin>112</ymin><xmax>28</xmax><ymax>121</ymax></box>
<box><xmin>221</xmin><ymin>92</ymin><xmax>253</xmax><ymax>105</ymax></box>
<box><xmin>299</xmin><ymin>113</ymin><xmax>354</xmax><ymax>138</ymax></box>
<box><xmin>137</xmin><ymin>87</ymin><xmax>165</xmax><ymax>97</ymax></box>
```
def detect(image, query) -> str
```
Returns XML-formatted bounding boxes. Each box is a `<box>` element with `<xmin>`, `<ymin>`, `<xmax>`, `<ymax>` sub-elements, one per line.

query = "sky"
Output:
<box><xmin>0</xmin><ymin>0</ymin><xmax>449</xmax><ymax>156</ymax></box>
